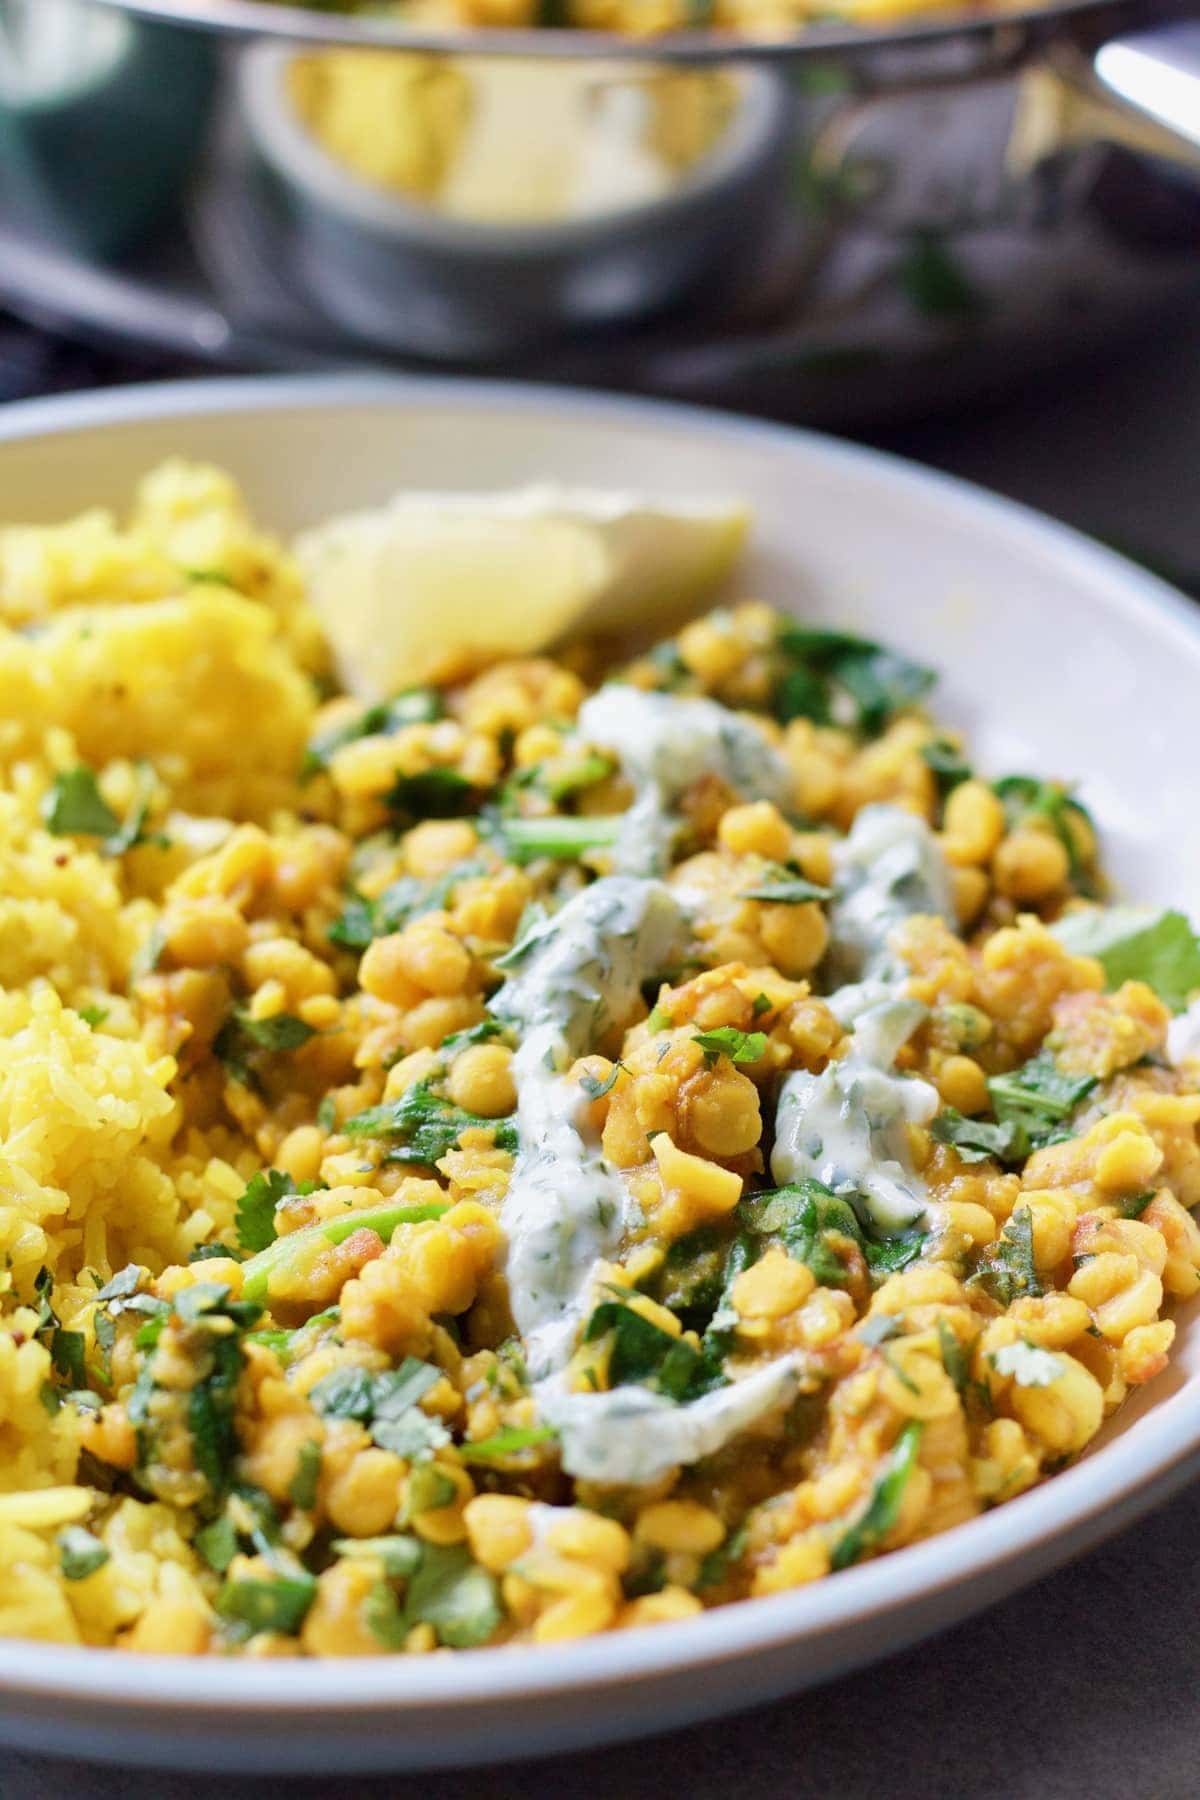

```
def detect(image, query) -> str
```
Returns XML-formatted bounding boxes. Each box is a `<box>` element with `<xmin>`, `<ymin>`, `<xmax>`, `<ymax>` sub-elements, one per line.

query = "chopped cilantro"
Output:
<box><xmin>695</xmin><ymin>1523</ymin><xmax>748</xmax><ymax>1592</ymax></box>
<box><xmin>363</xmin><ymin>1579</ymin><xmax>410</xmax><ymax>1649</ymax></box>
<box><xmin>402</xmin><ymin>1544</ymin><xmax>501</xmax><ymax>1649</ymax></box>
<box><xmin>302</xmin><ymin>688</ymin><xmax>443</xmax><ymax>778</ymax></box>
<box><xmin>329</xmin><ymin>858</ymin><xmax>490</xmax><ymax>950</ymax></box>
<box><xmin>40</xmin><ymin>767</ymin><xmax>119</xmax><ymax>838</ymax></box>
<box><xmin>331</xmin><ymin>1535</ymin><xmax>423</xmax><ymax>1578</ymax></box>
<box><xmin>772</xmin><ymin>625</ymin><xmax>935</xmax><ymax>736</ymax></box>
<box><xmin>1053</xmin><ymin>906</ymin><xmax>1200</xmax><ymax>1013</ymax></box>
<box><xmin>344</xmin><ymin>1080</ymin><xmax>517</xmax><ymax>1164</ymax></box>
<box><xmin>741</xmin><ymin>868</ymin><xmax>832</xmax><ymax>905</ymax></box>
<box><xmin>50</xmin><ymin>1329</ymin><xmax>86</xmax><ymax>1388</ymax></box>
<box><xmin>579</xmin><ymin>1064</ymin><xmax>623</xmax><ymax>1100</ymax></box>
<box><xmin>992</xmin><ymin>774</ymin><xmax>1094</xmax><ymax>880</ymax></box>
<box><xmin>216</xmin><ymin>1571</ymin><xmax>316</xmax><ymax>1639</ymax></box>
<box><xmin>936</xmin><ymin>1318</ymin><xmax>970</xmax><ymax>1394</ymax></box>
<box><xmin>214</xmin><ymin>1010</ymin><xmax>316</xmax><ymax>1087</ymax></box>
<box><xmin>234</xmin><ymin>1168</ymin><xmax>301</xmax><ymax>1254</ymax></box>
<box><xmin>195</xmin><ymin>1513</ymin><xmax>239</xmax><ymax>1574</ymax></box>
<box><xmin>752</xmin><ymin>993</ymin><xmax>773</xmax><ymax>1017</ymax></box>
<box><xmin>931</xmin><ymin>1108</ymin><xmax>1022</xmax><ymax>1166</ymax></box>
<box><xmin>921</xmin><ymin>738</ymin><xmax>972</xmax><ymax>794</ymax></box>
<box><xmin>692</xmin><ymin>1027</ymin><xmax>767</xmax><ymax>1069</ymax></box>
<box><xmin>40</xmin><ymin>762</ymin><xmax>162</xmax><ymax>857</ymax></box>
<box><xmin>58</xmin><ymin>1525</ymin><xmax>110</xmax><ymax>1581</ymax></box>
<box><xmin>287</xmin><ymin>1439</ymin><xmax>322</xmax><ymax>1510</ymax></box>
<box><xmin>1120</xmin><ymin>1191</ymin><xmax>1157</xmax><ymax>1220</ymax></box>
<box><xmin>309</xmin><ymin>1357</ymin><xmax>447</xmax><ymax>1463</ymax></box>
<box><xmin>967</xmin><ymin>1205</ymin><xmax>1042</xmax><ymax>1307</ymax></box>
<box><xmin>77</xmin><ymin>1004</ymin><xmax>109</xmax><ymax>1029</ymax></box>
<box><xmin>859</xmin><ymin>1313</ymin><xmax>902</xmax><ymax>1348</ymax></box>
<box><xmin>987</xmin><ymin>1050</ymin><xmax>1097</xmax><ymax>1154</ymax></box>
<box><xmin>458</xmin><ymin>1425</ymin><xmax>557</xmax><ymax>1463</ymax></box>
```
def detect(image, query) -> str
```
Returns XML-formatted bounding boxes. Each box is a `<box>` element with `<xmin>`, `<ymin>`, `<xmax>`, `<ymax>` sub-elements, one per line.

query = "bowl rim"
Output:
<box><xmin>1</xmin><ymin>370</ymin><xmax>1199</xmax><ymax>1719</ymax></box>
<box><xmin>237</xmin><ymin>42</ymin><xmax>792</xmax><ymax>253</ymax></box>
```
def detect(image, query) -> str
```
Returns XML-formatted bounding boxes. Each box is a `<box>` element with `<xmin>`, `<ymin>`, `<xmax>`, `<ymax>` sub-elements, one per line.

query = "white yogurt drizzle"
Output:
<box><xmin>575</xmin><ymin>683</ymin><xmax>792</xmax><ymax>875</ymax></box>
<box><xmin>772</xmin><ymin>805</ymin><xmax>951</xmax><ymax>1237</ymax></box>
<box><xmin>492</xmin><ymin>876</ymin><xmax>688</xmax><ymax>1380</ymax></box>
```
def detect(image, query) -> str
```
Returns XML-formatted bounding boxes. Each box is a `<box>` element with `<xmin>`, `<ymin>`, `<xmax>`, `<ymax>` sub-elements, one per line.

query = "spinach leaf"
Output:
<box><xmin>830</xmin><ymin>1421</ymin><xmax>923</xmax><ymax>1570</ymax></box>
<box><xmin>387</xmin><ymin>768</ymin><xmax>480</xmax><ymax>823</ymax></box>
<box><xmin>309</xmin><ymin>1357</ymin><xmax>448</xmax><ymax>1463</ymax></box>
<box><xmin>583</xmin><ymin>1293</ymin><xmax>725</xmax><ymax>1403</ymax></box>
<box><xmin>656</xmin><ymin>1226</ymin><xmax>731</xmax><ymax>1333</ymax></box>
<box><xmin>772</xmin><ymin>626</ymin><xmax>935</xmax><ymax>736</ymax></box>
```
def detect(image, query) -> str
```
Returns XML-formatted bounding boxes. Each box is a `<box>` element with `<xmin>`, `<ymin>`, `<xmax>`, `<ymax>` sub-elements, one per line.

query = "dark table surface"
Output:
<box><xmin>1</xmin><ymin>303</ymin><xmax>1197</xmax><ymax>1800</ymax></box>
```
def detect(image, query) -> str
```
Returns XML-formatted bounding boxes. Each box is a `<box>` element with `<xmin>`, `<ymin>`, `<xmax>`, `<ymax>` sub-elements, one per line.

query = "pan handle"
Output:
<box><xmin>1092</xmin><ymin>19</ymin><xmax>1200</xmax><ymax>151</ymax></box>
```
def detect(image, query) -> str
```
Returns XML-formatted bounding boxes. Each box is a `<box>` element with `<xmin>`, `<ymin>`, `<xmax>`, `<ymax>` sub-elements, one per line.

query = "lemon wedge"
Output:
<box><xmin>294</xmin><ymin>486</ymin><xmax>750</xmax><ymax>700</ymax></box>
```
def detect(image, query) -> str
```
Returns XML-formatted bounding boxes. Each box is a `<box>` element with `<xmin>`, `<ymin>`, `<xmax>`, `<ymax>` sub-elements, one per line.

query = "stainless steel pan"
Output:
<box><xmin>2</xmin><ymin>0</ymin><xmax>1198</xmax><ymax>416</ymax></box>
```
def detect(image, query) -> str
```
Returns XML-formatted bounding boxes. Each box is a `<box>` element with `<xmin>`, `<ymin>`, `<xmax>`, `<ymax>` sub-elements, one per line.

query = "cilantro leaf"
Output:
<box><xmin>458</xmin><ymin>1425</ymin><xmax>558</xmax><ymax>1463</ymax></box>
<box><xmin>387</xmin><ymin>768</ymin><xmax>479</xmax><ymax>823</ymax></box>
<box><xmin>830</xmin><ymin>1421</ymin><xmax>924</xmax><ymax>1569</ymax></box>
<box><xmin>216</xmin><ymin>1572</ymin><xmax>316</xmax><ymax>1639</ymax></box>
<box><xmin>1053</xmin><ymin>906</ymin><xmax>1200</xmax><ymax>1013</ymax></box>
<box><xmin>992</xmin><ymin>774</ymin><xmax>1094</xmax><ymax>880</ymax></box>
<box><xmin>344</xmin><ymin>1080</ymin><xmax>517</xmax><ymax>1164</ymax></box>
<box><xmin>741</xmin><ymin>868</ymin><xmax>832</xmax><ymax>905</ymax></box>
<box><xmin>921</xmin><ymin>738</ymin><xmax>972</xmax><ymax>794</ymax></box>
<box><xmin>58</xmin><ymin>1525</ymin><xmax>110</xmax><ymax>1581</ymax></box>
<box><xmin>302</xmin><ymin>688</ymin><xmax>443</xmax><ymax>778</ymax></box>
<box><xmin>363</xmin><ymin>1579</ymin><xmax>410</xmax><ymax>1649</ymax></box>
<box><xmin>40</xmin><ymin>767</ymin><xmax>120</xmax><ymax>838</ymax></box>
<box><xmin>967</xmin><ymin>1205</ymin><xmax>1042</xmax><ymax>1307</ymax></box>
<box><xmin>692</xmin><ymin>1027</ymin><xmax>767</xmax><ymax>1069</ymax></box>
<box><xmin>195</xmin><ymin>1513</ymin><xmax>239</xmax><ymax>1574</ymax></box>
<box><xmin>579</xmin><ymin>1064</ymin><xmax>622</xmax><ymax>1100</ymax></box>
<box><xmin>40</xmin><ymin>763</ymin><xmax>162</xmax><ymax>857</ymax></box>
<box><xmin>329</xmin><ymin>859</ymin><xmax>491</xmax><ymax>951</ymax></box>
<box><xmin>213</xmin><ymin>1010</ymin><xmax>316</xmax><ymax>1087</ymax></box>
<box><xmin>287</xmin><ymin>1439</ymin><xmax>322</xmax><ymax>1510</ymax></box>
<box><xmin>988</xmin><ymin>1050</ymin><xmax>1097</xmax><ymax>1150</ymax></box>
<box><xmin>310</xmin><ymin>1358</ymin><xmax>447</xmax><ymax>1462</ymax></box>
<box><xmin>402</xmin><ymin>1544</ymin><xmax>501</xmax><ymax>1649</ymax></box>
<box><xmin>235</xmin><ymin>1168</ymin><xmax>298</xmax><ymax>1254</ymax></box>
<box><xmin>331</xmin><ymin>1535</ymin><xmax>423</xmax><ymax>1578</ymax></box>
<box><xmin>773</xmin><ymin>626</ymin><xmax>935</xmax><ymax>736</ymax></box>
<box><xmin>931</xmin><ymin>1108</ymin><xmax>1023</xmax><ymax>1166</ymax></box>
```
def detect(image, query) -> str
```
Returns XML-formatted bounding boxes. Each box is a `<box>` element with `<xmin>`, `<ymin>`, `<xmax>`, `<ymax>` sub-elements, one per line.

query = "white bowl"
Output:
<box><xmin>1</xmin><ymin>375</ymin><xmax>1198</xmax><ymax>1773</ymax></box>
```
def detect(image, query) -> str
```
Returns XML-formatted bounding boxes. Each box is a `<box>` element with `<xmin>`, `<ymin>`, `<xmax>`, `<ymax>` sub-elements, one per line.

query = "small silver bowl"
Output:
<box><xmin>238</xmin><ymin>43</ymin><xmax>793</xmax><ymax>360</ymax></box>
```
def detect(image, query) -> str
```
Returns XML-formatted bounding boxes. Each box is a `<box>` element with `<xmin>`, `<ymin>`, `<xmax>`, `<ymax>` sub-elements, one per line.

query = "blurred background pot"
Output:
<box><xmin>0</xmin><ymin>0</ymin><xmax>217</xmax><ymax>257</ymax></box>
<box><xmin>0</xmin><ymin>0</ymin><xmax>1197</xmax><ymax>421</ymax></box>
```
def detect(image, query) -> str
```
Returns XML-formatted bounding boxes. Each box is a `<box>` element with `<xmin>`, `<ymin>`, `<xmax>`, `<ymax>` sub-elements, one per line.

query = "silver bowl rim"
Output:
<box><xmin>90</xmin><ymin>0</ymin><xmax>1124</xmax><ymax>63</ymax></box>
<box><xmin>239</xmin><ymin>40</ymin><xmax>793</xmax><ymax>251</ymax></box>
